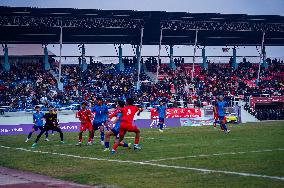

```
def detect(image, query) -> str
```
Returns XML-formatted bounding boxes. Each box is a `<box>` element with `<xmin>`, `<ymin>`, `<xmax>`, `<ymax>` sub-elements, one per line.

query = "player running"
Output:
<box><xmin>91</xmin><ymin>97</ymin><xmax>109</xmax><ymax>145</ymax></box>
<box><xmin>156</xmin><ymin>101</ymin><xmax>167</xmax><ymax>132</ymax></box>
<box><xmin>76</xmin><ymin>102</ymin><xmax>94</xmax><ymax>146</ymax></box>
<box><xmin>104</xmin><ymin>100</ymin><xmax>131</xmax><ymax>151</ymax></box>
<box><xmin>111</xmin><ymin>98</ymin><xmax>143</xmax><ymax>154</ymax></box>
<box><xmin>215</xmin><ymin>96</ymin><xmax>230</xmax><ymax>133</ymax></box>
<box><xmin>32</xmin><ymin>106</ymin><xmax>64</xmax><ymax>148</ymax></box>
<box><xmin>25</xmin><ymin>106</ymin><xmax>49</xmax><ymax>142</ymax></box>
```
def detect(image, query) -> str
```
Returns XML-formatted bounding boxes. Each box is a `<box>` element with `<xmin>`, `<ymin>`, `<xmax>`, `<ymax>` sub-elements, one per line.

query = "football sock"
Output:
<box><xmin>112</xmin><ymin>143</ymin><xmax>119</xmax><ymax>151</ymax></box>
<box><xmin>100</xmin><ymin>131</ymin><xmax>104</xmax><ymax>141</ymax></box>
<box><xmin>27</xmin><ymin>132</ymin><xmax>33</xmax><ymax>139</ymax></box>
<box><xmin>134</xmin><ymin>136</ymin><xmax>139</xmax><ymax>145</ymax></box>
<box><xmin>159</xmin><ymin>123</ymin><xmax>163</xmax><ymax>130</ymax></box>
<box><xmin>123</xmin><ymin>143</ymin><xmax>128</xmax><ymax>147</ymax></box>
<box><xmin>222</xmin><ymin>124</ymin><xmax>228</xmax><ymax>131</ymax></box>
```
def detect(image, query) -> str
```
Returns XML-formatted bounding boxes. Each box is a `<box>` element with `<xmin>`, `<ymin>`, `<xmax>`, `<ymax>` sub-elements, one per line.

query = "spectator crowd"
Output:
<box><xmin>0</xmin><ymin>57</ymin><xmax>283</xmax><ymax>120</ymax></box>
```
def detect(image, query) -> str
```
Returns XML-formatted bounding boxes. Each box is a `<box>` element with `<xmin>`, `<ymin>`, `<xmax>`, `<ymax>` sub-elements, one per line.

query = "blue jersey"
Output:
<box><xmin>102</xmin><ymin>105</ymin><xmax>109</xmax><ymax>122</ymax></box>
<box><xmin>112</xmin><ymin>112</ymin><xmax>122</xmax><ymax>132</ymax></box>
<box><xmin>33</xmin><ymin>112</ymin><xmax>44</xmax><ymax>126</ymax></box>
<box><xmin>216</xmin><ymin>101</ymin><xmax>227</xmax><ymax>117</ymax></box>
<box><xmin>156</xmin><ymin>105</ymin><xmax>167</xmax><ymax>118</ymax></box>
<box><xmin>92</xmin><ymin>104</ymin><xmax>108</xmax><ymax>123</ymax></box>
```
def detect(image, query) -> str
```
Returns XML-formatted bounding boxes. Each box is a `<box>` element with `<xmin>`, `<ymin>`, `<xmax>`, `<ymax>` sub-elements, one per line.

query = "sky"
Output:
<box><xmin>1</xmin><ymin>0</ymin><xmax>284</xmax><ymax>60</ymax></box>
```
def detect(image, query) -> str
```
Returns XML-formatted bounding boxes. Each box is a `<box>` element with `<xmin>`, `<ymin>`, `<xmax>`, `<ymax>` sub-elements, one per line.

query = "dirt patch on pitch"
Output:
<box><xmin>0</xmin><ymin>166</ymin><xmax>97</xmax><ymax>188</ymax></box>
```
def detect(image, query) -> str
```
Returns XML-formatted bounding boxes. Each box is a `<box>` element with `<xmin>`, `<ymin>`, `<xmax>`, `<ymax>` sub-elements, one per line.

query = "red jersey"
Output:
<box><xmin>77</xmin><ymin>109</ymin><xmax>92</xmax><ymax>124</ymax></box>
<box><xmin>109</xmin><ymin>109</ymin><xmax>120</xmax><ymax>120</ymax></box>
<box><xmin>120</xmin><ymin>105</ymin><xmax>139</xmax><ymax>124</ymax></box>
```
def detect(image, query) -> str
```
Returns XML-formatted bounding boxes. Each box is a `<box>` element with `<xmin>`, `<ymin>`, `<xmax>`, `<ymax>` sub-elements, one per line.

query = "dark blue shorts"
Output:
<box><xmin>218</xmin><ymin>116</ymin><xmax>225</xmax><ymax>121</ymax></box>
<box><xmin>111</xmin><ymin>128</ymin><xmax>119</xmax><ymax>139</ymax></box>
<box><xmin>93</xmin><ymin>122</ymin><xmax>104</xmax><ymax>130</ymax></box>
<box><xmin>159</xmin><ymin>117</ymin><xmax>165</xmax><ymax>123</ymax></box>
<box><xmin>33</xmin><ymin>125</ymin><xmax>44</xmax><ymax>131</ymax></box>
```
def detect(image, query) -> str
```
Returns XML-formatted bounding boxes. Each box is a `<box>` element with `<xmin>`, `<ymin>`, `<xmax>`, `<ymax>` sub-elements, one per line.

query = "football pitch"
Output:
<box><xmin>0</xmin><ymin>121</ymin><xmax>284</xmax><ymax>188</ymax></box>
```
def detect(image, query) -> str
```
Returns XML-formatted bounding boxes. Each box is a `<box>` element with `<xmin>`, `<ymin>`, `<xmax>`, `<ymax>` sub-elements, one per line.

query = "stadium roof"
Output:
<box><xmin>0</xmin><ymin>6</ymin><xmax>284</xmax><ymax>46</ymax></box>
<box><xmin>0</xmin><ymin>44</ymin><xmax>55</xmax><ymax>56</ymax></box>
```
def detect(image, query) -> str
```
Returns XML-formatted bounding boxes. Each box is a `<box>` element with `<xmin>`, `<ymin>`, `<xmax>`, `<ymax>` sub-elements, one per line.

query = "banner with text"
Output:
<box><xmin>151</xmin><ymin>108</ymin><xmax>201</xmax><ymax>119</ymax></box>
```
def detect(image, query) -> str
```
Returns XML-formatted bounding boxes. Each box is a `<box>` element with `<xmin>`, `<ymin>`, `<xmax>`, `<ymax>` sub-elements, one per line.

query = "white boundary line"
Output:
<box><xmin>144</xmin><ymin>148</ymin><xmax>284</xmax><ymax>162</ymax></box>
<box><xmin>0</xmin><ymin>145</ymin><xmax>283</xmax><ymax>181</ymax></box>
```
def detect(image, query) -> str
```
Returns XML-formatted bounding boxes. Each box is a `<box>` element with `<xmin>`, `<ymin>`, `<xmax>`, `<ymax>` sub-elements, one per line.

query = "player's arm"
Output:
<box><xmin>112</xmin><ymin>116</ymin><xmax>120</xmax><ymax>124</ymax></box>
<box><xmin>32</xmin><ymin>114</ymin><xmax>36</xmax><ymax>125</ymax></box>
<box><xmin>108</xmin><ymin>110</ymin><xmax>119</xmax><ymax>120</ymax></box>
<box><xmin>88</xmin><ymin>110</ymin><xmax>94</xmax><ymax>120</ymax></box>
<box><xmin>137</xmin><ymin>107</ymin><xmax>144</xmax><ymax>116</ymax></box>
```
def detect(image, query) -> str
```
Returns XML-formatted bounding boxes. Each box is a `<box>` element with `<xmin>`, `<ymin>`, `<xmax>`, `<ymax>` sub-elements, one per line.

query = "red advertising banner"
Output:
<box><xmin>151</xmin><ymin>108</ymin><xmax>201</xmax><ymax>119</ymax></box>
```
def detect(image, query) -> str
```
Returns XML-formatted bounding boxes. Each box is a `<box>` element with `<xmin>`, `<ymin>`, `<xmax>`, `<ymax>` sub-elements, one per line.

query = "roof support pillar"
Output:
<box><xmin>3</xmin><ymin>44</ymin><xmax>10</xmax><ymax>72</ymax></box>
<box><xmin>137</xmin><ymin>27</ymin><xmax>144</xmax><ymax>90</ymax></box>
<box><xmin>156</xmin><ymin>28</ymin><xmax>163</xmax><ymax>84</ymax></box>
<box><xmin>118</xmin><ymin>45</ymin><xmax>124</xmax><ymax>71</ymax></box>
<box><xmin>81</xmin><ymin>44</ymin><xmax>88</xmax><ymax>72</ymax></box>
<box><xmin>58</xmin><ymin>26</ymin><xmax>63</xmax><ymax>90</ymax></box>
<box><xmin>202</xmin><ymin>47</ymin><xmax>208</xmax><ymax>70</ymax></box>
<box><xmin>44</xmin><ymin>45</ymin><xmax>50</xmax><ymax>71</ymax></box>
<box><xmin>257</xmin><ymin>31</ymin><xmax>265</xmax><ymax>85</ymax></box>
<box><xmin>169</xmin><ymin>45</ymin><xmax>176</xmax><ymax>70</ymax></box>
<box><xmin>192</xmin><ymin>29</ymin><xmax>198</xmax><ymax>82</ymax></box>
<box><xmin>232</xmin><ymin>47</ymin><xmax>237</xmax><ymax>70</ymax></box>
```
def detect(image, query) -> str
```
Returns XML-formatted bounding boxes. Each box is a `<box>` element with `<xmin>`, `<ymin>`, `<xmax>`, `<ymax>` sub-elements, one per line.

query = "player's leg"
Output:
<box><xmin>99</xmin><ymin>123</ymin><xmax>105</xmax><ymax>145</ymax></box>
<box><xmin>103</xmin><ymin>130</ymin><xmax>114</xmax><ymax>151</ymax></box>
<box><xmin>219</xmin><ymin>116</ymin><xmax>228</xmax><ymax>133</ymax></box>
<box><xmin>159</xmin><ymin>118</ymin><xmax>164</xmax><ymax>132</ymax></box>
<box><xmin>32</xmin><ymin>127</ymin><xmax>48</xmax><ymax>147</ymax></box>
<box><xmin>26</xmin><ymin>127</ymin><xmax>36</xmax><ymax>142</ymax></box>
<box><xmin>76</xmin><ymin>131</ymin><xmax>83</xmax><ymax>146</ymax></box>
<box><xmin>222</xmin><ymin>117</ymin><xmax>230</xmax><ymax>133</ymax></box>
<box><xmin>87</xmin><ymin>124</ymin><xmax>93</xmax><ymax>145</ymax></box>
<box><xmin>111</xmin><ymin>128</ymin><xmax>126</xmax><ymax>153</ymax></box>
<box><xmin>129</xmin><ymin>125</ymin><xmax>141</xmax><ymax>150</ymax></box>
<box><xmin>54</xmin><ymin>126</ymin><xmax>64</xmax><ymax>143</ymax></box>
<box><xmin>45</xmin><ymin>130</ymin><xmax>49</xmax><ymax>140</ymax></box>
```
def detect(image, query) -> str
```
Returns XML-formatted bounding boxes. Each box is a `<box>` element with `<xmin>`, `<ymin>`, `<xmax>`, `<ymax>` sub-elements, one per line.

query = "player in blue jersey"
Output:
<box><xmin>91</xmin><ymin>97</ymin><xmax>109</xmax><ymax>145</ymax></box>
<box><xmin>156</xmin><ymin>101</ymin><xmax>167</xmax><ymax>132</ymax></box>
<box><xmin>103</xmin><ymin>100</ymin><xmax>131</xmax><ymax>151</ymax></box>
<box><xmin>215</xmin><ymin>96</ymin><xmax>230</xmax><ymax>133</ymax></box>
<box><xmin>25</xmin><ymin>106</ymin><xmax>49</xmax><ymax>142</ymax></box>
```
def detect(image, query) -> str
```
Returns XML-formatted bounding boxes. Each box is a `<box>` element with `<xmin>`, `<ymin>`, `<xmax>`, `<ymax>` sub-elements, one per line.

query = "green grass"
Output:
<box><xmin>0</xmin><ymin>121</ymin><xmax>284</xmax><ymax>188</ymax></box>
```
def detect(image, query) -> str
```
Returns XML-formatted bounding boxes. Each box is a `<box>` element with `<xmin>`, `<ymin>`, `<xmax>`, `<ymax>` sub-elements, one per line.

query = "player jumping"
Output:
<box><xmin>111</xmin><ymin>98</ymin><xmax>143</xmax><ymax>154</ymax></box>
<box><xmin>91</xmin><ymin>97</ymin><xmax>109</xmax><ymax>145</ymax></box>
<box><xmin>25</xmin><ymin>106</ymin><xmax>49</xmax><ymax>142</ymax></box>
<box><xmin>32</xmin><ymin>106</ymin><xmax>64</xmax><ymax>148</ymax></box>
<box><xmin>156</xmin><ymin>101</ymin><xmax>167</xmax><ymax>132</ymax></box>
<box><xmin>104</xmin><ymin>100</ymin><xmax>131</xmax><ymax>151</ymax></box>
<box><xmin>76</xmin><ymin>102</ymin><xmax>94</xmax><ymax>146</ymax></box>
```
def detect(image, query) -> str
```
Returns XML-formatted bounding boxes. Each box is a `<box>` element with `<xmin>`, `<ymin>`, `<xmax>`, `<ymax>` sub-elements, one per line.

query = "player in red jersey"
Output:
<box><xmin>213</xmin><ymin>99</ymin><xmax>218</xmax><ymax>128</ymax></box>
<box><xmin>111</xmin><ymin>98</ymin><xmax>143</xmax><ymax>154</ymax></box>
<box><xmin>76</xmin><ymin>102</ymin><xmax>94</xmax><ymax>146</ymax></box>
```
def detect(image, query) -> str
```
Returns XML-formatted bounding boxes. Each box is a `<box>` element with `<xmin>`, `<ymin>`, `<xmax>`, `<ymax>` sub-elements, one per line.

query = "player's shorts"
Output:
<box><xmin>119</xmin><ymin>123</ymin><xmax>139</xmax><ymax>138</ymax></box>
<box><xmin>158</xmin><ymin>117</ymin><xmax>165</xmax><ymax>123</ymax></box>
<box><xmin>92</xmin><ymin>121</ymin><xmax>104</xmax><ymax>130</ymax></box>
<box><xmin>33</xmin><ymin>125</ymin><xmax>44</xmax><ymax>131</ymax></box>
<box><xmin>80</xmin><ymin>123</ymin><xmax>93</xmax><ymax>132</ymax></box>
<box><xmin>111</xmin><ymin>128</ymin><xmax>119</xmax><ymax>139</ymax></box>
<box><xmin>43</xmin><ymin>124</ymin><xmax>62</xmax><ymax>132</ymax></box>
<box><xmin>218</xmin><ymin>116</ymin><xmax>226</xmax><ymax>123</ymax></box>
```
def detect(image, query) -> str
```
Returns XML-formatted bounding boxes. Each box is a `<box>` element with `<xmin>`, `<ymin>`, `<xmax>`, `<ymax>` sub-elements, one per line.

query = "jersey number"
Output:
<box><xmin>127</xmin><ymin>109</ymin><xmax>132</xmax><ymax>116</ymax></box>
